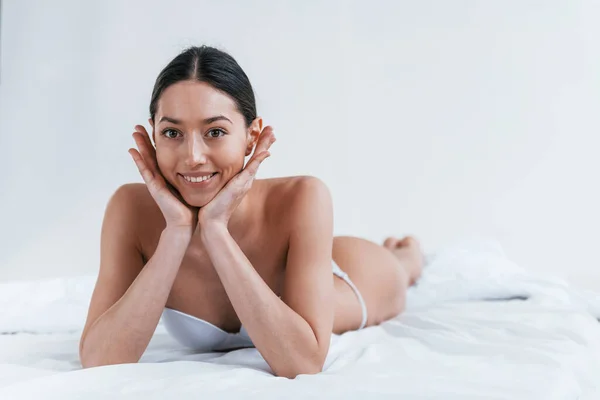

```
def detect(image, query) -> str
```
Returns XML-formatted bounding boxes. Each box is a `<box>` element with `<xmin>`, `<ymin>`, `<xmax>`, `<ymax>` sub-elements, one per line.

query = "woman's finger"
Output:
<box><xmin>135</xmin><ymin>125</ymin><xmax>155</xmax><ymax>152</ymax></box>
<box><xmin>134</xmin><ymin>125</ymin><xmax>159</xmax><ymax>171</ymax></box>
<box><xmin>246</xmin><ymin>127</ymin><xmax>276</xmax><ymax>167</ymax></box>
<box><xmin>242</xmin><ymin>151</ymin><xmax>270</xmax><ymax>180</ymax></box>
<box><xmin>134</xmin><ymin>125</ymin><xmax>158</xmax><ymax>172</ymax></box>
<box><xmin>255</xmin><ymin>126</ymin><xmax>275</xmax><ymax>155</ymax></box>
<box><xmin>128</xmin><ymin>148</ymin><xmax>155</xmax><ymax>185</ymax></box>
<box><xmin>132</xmin><ymin>132</ymin><xmax>151</xmax><ymax>160</ymax></box>
<box><xmin>133</xmin><ymin>135</ymin><xmax>161</xmax><ymax>184</ymax></box>
<box><xmin>165</xmin><ymin>180</ymin><xmax>188</xmax><ymax>205</ymax></box>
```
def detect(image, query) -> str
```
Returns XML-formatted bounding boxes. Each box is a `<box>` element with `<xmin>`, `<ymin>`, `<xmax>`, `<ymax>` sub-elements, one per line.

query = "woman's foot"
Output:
<box><xmin>383</xmin><ymin>236</ymin><xmax>424</xmax><ymax>285</ymax></box>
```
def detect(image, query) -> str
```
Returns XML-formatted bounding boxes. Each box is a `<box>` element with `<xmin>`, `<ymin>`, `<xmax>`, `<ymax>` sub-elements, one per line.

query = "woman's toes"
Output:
<box><xmin>383</xmin><ymin>237</ymin><xmax>400</xmax><ymax>249</ymax></box>
<box><xmin>398</xmin><ymin>236</ymin><xmax>419</xmax><ymax>249</ymax></box>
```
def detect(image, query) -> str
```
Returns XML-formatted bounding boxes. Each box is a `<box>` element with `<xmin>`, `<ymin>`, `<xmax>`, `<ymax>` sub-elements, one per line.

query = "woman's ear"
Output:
<box><xmin>245</xmin><ymin>117</ymin><xmax>263</xmax><ymax>156</ymax></box>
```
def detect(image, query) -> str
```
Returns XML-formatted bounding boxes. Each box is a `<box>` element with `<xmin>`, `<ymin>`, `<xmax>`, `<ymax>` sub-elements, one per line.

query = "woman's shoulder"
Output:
<box><xmin>259</xmin><ymin>175</ymin><xmax>332</xmax><ymax>221</ymax></box>
<box><xmin>260</xmin><ymin>175</ymin><xmax>330</xmax><ymax>199</ymax></box>
<box><xmin>103</xmin><ymin>183</ymin><xmax>164</xmax><ymax>237</ymax></box>
<box><xmin>106</xmin><ymin>183</ymin><xmax>160</xmax><ymax>216</ymax></box>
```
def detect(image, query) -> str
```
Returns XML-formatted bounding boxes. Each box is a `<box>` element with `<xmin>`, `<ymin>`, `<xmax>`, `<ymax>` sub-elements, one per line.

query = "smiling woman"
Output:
<box><xmin>150</xmin><ymin>79</ymin><xmax>255</xmax><ymax>209</ymax></box>
<box><xmin>78</xmin><ymin>45</ymin><xmax>424</xmax><ymax>378</ymax></box>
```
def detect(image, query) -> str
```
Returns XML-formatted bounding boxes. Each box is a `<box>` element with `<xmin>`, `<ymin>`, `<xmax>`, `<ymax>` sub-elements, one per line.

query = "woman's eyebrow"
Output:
<box><xmin>203</xmin><ymin>115</ymin><xmax>233</xmax><ymax>125</ymax></box>
<box><xmin>158</xmin><ymin>115</ymin><xmax>233</xmax><ymax>125</ymax></box>
<box><xmin>158</xmin><ymin>116</ymin><xmax>182</xmax><ymax>125</ymax></box>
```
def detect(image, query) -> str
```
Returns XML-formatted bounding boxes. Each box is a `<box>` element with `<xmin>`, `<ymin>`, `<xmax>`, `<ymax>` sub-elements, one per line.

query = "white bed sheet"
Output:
<box><xmin>1</xmin><ymin>301</ymin><xmax>599</xmax><ymax>399</ymax></box>
<box><xmin>0</xmin><ymin>238</ymin><xmax>599</xmax><ymax>399</ymax></box>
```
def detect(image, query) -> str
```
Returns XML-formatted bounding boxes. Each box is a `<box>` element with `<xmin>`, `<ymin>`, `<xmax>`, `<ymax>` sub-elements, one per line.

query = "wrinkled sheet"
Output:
<box><xmin>0</xmin><ymin>238</ymin><xmax>599</xmax><ymax>399</ymax></box>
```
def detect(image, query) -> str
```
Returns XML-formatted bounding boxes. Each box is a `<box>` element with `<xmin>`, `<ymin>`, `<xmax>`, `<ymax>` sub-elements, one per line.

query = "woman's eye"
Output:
<box><xmin>208</xmin><ymin>128</ymin><xmax>226</xmax><ymax>138</ymax></box>
<box><xmin>163</xmin><ymin>129</ymin><xmax>180</xmax><ymax>139</ymax></box>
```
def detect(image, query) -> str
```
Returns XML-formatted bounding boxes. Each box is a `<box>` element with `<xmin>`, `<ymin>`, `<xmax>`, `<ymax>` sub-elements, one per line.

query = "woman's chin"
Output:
<box><xmin>180</xmin><ymin>192</ymin><xmax>215</xmax><ymax>208</ymax></box>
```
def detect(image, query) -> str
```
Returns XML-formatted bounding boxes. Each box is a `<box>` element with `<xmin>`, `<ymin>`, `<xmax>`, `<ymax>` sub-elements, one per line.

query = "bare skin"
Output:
<box><xmin>79</xmin><ymin>79</ymin><xmax>423</xmax><ymax>378</ymax></box>
<box><xmin>123</xmin><ymin>181</ymin><xmax>423</xmax><ymax>334</ymax></box>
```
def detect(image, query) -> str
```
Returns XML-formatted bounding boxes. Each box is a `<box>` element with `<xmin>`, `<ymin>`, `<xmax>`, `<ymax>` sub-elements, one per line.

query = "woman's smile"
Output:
<box><xmin>177</xmin><ymin>172</ymin><xmax>219</xmax><ymax>188</ymax></box>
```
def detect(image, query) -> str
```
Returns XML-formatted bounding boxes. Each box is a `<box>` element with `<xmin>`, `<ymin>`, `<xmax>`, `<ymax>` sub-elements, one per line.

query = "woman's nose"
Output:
<box><xmin>185</xmin><ymin>135</ymin><xmax>208</xmax><ymax>166</ymax></box>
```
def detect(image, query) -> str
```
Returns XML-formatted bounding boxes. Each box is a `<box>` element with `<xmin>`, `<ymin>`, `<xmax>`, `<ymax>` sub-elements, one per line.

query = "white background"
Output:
<box><xmin>1</xmin><ymin>1</ymin><xmax>598</xmax><ymax>289</ymax></box>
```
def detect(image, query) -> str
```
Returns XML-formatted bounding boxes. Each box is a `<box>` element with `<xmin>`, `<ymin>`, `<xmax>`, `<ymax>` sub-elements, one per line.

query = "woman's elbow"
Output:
<box><xmin>79</xmin><ymin>351</ymin><xmax>107</xmax><ymax>369</ymax></box>
<box><xmin>80</xmin><ymin>356</ymin><xmax>138</xmax><ymax>369</ymax></box>
<box><xmin>79</xmin><ymin>352</ymin><xmax>101</xmax><ymax>369</ymax></box>
<box><xmin>79</xmin><ymin>348</ymin><xmax>138</xmax><ymax>369</ymax></box>
<box><xmin>274</xmin><ymin>354</ymin><xmax>326</xmax><ymax>379</ymax></box>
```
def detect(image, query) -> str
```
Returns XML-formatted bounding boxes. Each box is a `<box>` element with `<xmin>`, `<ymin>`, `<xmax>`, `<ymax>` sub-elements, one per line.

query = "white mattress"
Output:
<box><xmin>1</xmin><ymin>238</ymin><xmax>599</xmax><ymax>399</ymax></box>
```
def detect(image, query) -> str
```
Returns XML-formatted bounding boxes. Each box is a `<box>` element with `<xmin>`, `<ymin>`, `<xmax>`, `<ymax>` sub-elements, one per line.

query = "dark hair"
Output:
<box><xmin>149</xmin><ymin>45</ymin><xmax>257</xmax><ymax>126</ymax></box>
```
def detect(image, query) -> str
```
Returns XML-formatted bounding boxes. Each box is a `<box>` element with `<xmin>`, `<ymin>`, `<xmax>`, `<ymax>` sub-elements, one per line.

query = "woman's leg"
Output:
<box><xmin>331</xmin><ymin>236</ymin><xmax>423</xmax><ymax>334</ymax></box>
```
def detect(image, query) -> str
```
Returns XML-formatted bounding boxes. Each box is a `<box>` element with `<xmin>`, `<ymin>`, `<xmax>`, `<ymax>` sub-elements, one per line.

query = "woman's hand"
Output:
<box><xmin>197</xmin><ymin>125</ymin><xmax>276</xmax><ymax>229</ymax></box>
<box><xmin>128</xmin><ymin>125</ymin><xmax>198</xmax><ymax>230</ymax></box>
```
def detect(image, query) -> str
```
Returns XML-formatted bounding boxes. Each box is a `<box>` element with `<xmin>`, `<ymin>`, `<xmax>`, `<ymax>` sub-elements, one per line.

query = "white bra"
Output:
<box><xmin>161</xmin><ymin>307</ymin><xmax>254</xmax><ymax>352</ymax></box>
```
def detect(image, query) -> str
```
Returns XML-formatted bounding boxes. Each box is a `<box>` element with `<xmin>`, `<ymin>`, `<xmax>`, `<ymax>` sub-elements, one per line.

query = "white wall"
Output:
<box><xmin>1</xmin><ymin>0</ymin><xmax>599</xmax><ymax>289</ymax></box>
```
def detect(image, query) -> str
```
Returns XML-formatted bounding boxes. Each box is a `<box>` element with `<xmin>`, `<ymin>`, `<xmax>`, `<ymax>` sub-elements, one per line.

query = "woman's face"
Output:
<box><xmin>150</xmin><ymin>80</ymin><xmax>260</xmax><ymax>207</ymax></box>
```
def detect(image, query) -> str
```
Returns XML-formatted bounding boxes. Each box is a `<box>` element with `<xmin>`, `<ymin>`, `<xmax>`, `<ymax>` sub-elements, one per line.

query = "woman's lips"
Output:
<box><xmin>178</xmin><ymin>172</ymin><xmax>218</xmax><ymax>188</ymax></box>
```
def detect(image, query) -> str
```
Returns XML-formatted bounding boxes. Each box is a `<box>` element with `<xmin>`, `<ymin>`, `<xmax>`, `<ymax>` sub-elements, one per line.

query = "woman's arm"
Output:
<box><xmin>79</xmin><ymin>186</ymin><xmax>193</xmax><ymax>368</ymax></box>
<box><xmin>201</xmin><ymin>177</ymin><xmax>334</xmax><ymax>378</ymax></box>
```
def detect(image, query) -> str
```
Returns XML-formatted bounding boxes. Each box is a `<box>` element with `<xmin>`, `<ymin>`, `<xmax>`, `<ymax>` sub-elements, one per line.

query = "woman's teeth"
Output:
<box><xmin>183</xmin><ymin>173</ymin><xmax>216</xmax><ymax>183</ymax></box>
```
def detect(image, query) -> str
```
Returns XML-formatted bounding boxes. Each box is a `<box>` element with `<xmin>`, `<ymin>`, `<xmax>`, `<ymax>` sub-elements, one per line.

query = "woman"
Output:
<box><xmin>78</xmin><ymin>45</ymin><xmax>424</xmax><ymax>379</ymax></box>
